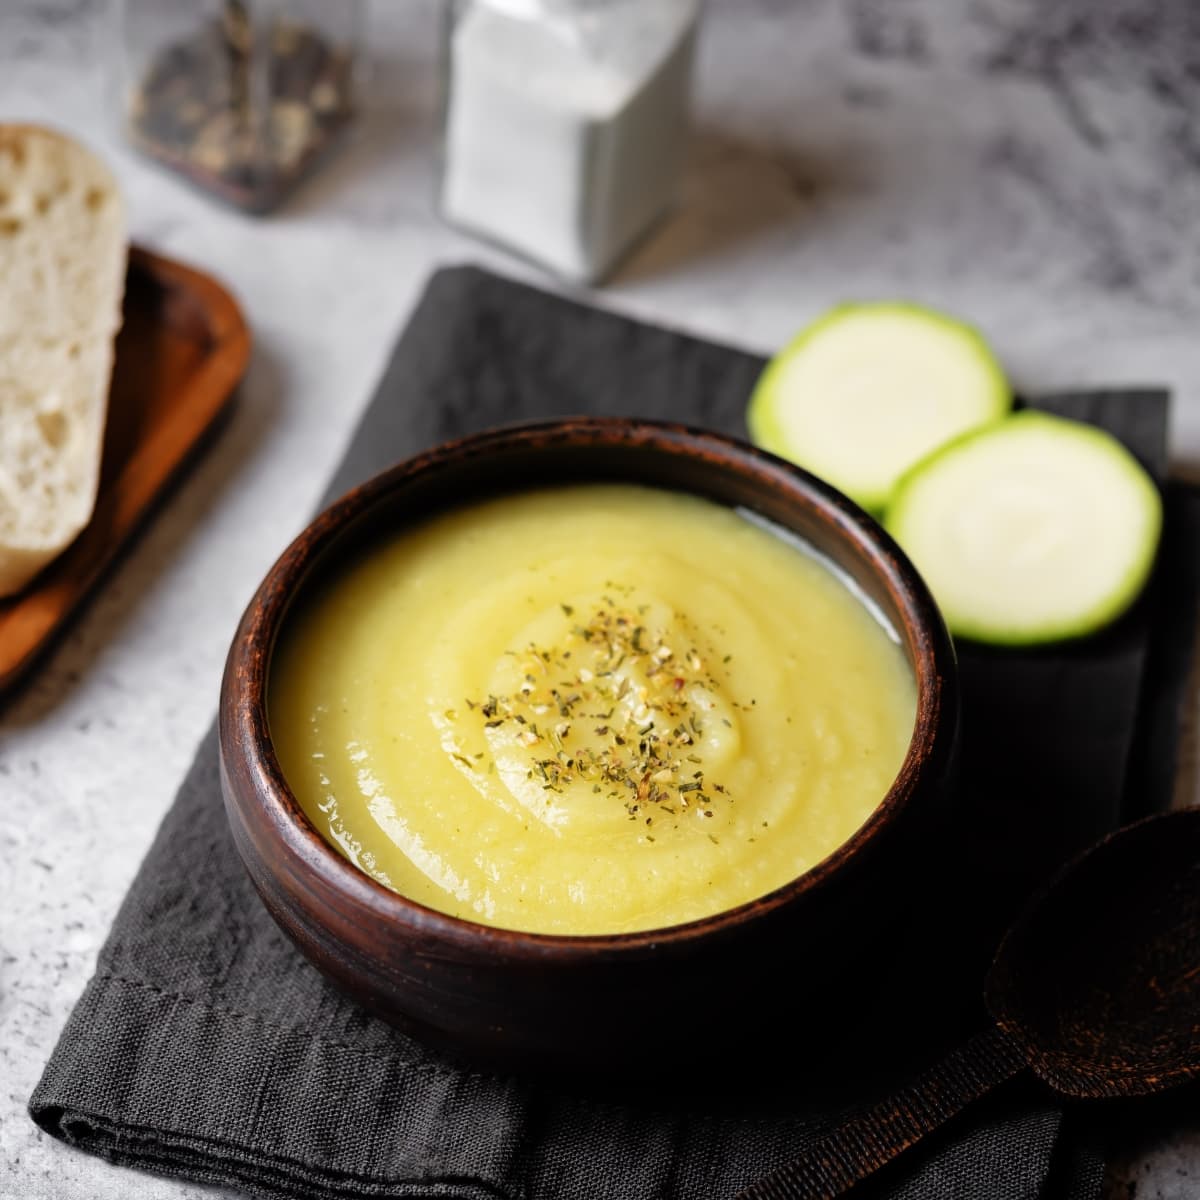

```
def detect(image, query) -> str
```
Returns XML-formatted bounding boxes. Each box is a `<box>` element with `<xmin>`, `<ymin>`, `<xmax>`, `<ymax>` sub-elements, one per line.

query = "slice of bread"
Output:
<box><xmin>0</xmin><ymin>125</ymin><xmax>127</xmax><ymax>597</ymax></box>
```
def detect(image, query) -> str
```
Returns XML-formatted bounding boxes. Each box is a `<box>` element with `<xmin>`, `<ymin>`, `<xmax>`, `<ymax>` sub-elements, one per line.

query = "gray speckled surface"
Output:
<box><xmin>1</xmin><ymin>1</ymin><xmax>1197</xmax><ymax>1198</ymax></box>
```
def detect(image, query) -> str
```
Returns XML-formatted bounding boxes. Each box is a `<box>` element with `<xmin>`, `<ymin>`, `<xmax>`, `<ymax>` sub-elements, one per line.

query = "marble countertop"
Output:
<box><xmin>2</xmin><ymin>1</ymin><xmax>1198</xmax><ymax>1197</ymax></box>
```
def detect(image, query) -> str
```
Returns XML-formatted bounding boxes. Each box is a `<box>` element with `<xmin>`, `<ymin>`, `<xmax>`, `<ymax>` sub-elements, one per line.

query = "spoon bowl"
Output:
<box><xmin>988</xmin><ymin>805</ymin><xmax>1200</xmax><ymax>1099</ymax></box>
<box><xmin>741</xmin><ymin>806</ymin><xmax>1200</xmax><ymax>1199</ymax></box>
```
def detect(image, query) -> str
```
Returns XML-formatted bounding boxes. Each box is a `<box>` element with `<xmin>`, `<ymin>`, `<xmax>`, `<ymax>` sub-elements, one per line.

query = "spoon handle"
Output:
<box><xmin>736</xmin><ymin>1027</ymin><xmax>1027</xmax><ymax>1200</ymax></box>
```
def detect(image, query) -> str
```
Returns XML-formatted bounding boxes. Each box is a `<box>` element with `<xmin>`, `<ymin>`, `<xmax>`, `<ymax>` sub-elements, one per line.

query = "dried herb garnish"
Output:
<box><xmin>455</xmin><ymin>591</ymin><xmax>738</xmax><ymax>832</ymax></box>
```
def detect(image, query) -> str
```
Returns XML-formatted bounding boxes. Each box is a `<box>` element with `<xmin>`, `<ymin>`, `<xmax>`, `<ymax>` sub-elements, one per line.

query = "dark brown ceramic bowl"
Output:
<box><xmin>219</xmin><ymin>419</ymin><xmax>959</xmax><ymax>1077</ymax></box>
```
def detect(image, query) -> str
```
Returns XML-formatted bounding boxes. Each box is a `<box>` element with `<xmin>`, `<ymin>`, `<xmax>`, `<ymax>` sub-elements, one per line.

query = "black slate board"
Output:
<box><xmin>29</xmin><ymin>266</ymin><xmax>1200</xmax><ymax>1200</ymax></box>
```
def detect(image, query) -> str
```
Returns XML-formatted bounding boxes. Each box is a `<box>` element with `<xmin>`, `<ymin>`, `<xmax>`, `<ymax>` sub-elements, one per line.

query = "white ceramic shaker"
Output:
<box><xmin>440</xmin><ymin>0</ymin><xmax>700</xmax><ymax>283</ymax></box>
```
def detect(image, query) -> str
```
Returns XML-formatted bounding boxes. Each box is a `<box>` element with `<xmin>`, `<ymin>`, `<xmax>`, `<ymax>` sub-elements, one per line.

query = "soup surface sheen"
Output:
<box><xmin>271</xmin><ymin>484</ymin><xmax>916</xmax><ymax>935</ymax></box>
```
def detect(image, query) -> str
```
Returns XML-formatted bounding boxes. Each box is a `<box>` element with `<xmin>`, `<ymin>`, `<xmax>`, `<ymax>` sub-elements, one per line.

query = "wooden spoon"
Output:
<box><xmin>738</xmin><ymin>807</ymin><xmax>1200</xmax><ymax>1200</ymax></box>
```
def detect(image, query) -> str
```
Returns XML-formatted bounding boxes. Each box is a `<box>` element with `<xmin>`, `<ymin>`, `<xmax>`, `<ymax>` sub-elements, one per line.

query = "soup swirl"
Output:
<box><xmin>270</xmin><ymin>484</ymin><xmax>916</xmax><ymax>935</ymax></box>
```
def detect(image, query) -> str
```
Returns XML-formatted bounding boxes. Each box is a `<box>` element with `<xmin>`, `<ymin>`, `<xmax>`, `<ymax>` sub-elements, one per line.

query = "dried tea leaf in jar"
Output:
<box><xmin>122</xmin><ymin>0</ymin><xmax>364</xmax><ymax>213</ymax></box>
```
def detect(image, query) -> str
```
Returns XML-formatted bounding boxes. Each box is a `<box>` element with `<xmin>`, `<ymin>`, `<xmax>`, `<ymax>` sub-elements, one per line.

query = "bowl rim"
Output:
<box><xmin>220</xmin><ymin>416</ymin><xmax>957</xmax><ymax>962</ymax></box>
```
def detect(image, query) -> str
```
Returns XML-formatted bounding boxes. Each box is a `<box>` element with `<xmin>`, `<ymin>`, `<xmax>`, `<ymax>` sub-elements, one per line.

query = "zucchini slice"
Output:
<box><xmin>747</xmin><ymin>303</ymin><xmax>1011</xmax><ymax>512</ymax></box>
<box><xmin>885</xmin><ymin>412</ymin><xmax>1162</xmax><ymax>645</ymax></box>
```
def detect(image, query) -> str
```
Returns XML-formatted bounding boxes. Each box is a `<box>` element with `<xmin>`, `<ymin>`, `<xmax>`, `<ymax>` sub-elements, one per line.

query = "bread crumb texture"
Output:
<box><xmin>0</xmin><ymin>126</ymin><xmax>127</xmax><ymax>595</ymax></box>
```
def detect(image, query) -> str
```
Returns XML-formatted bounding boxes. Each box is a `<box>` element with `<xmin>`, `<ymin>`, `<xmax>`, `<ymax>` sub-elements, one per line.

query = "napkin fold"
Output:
<box><xmin>31</xmin><ymin>266</ymin><xmax>1200</xmax><ymax>1200</ymax></box>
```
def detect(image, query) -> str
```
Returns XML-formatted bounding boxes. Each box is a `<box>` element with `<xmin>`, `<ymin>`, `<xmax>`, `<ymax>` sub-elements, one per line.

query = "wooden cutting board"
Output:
<box><xmin>0</xmin><ymin>245</ymin><xmax>251</xmax><ymax>694</ymax></box>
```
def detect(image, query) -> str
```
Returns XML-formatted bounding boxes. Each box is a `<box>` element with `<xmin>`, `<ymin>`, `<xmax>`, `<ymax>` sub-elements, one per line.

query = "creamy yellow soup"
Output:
<box><xmin>270</xmin><ymin>484</ymin><xmax>916</xmax><ymax>935</ymax></box>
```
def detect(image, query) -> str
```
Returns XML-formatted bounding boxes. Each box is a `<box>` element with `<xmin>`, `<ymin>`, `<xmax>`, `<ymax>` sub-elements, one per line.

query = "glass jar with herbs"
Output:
<box><xmin>119</xmin><ymin>0</ymin><xmax>365</xmax><ymax>213</ymax></box>
<box><xmin>439</xmin><ymin>0</ymin><xmax>701</xmax><ymax>283</ymax></box>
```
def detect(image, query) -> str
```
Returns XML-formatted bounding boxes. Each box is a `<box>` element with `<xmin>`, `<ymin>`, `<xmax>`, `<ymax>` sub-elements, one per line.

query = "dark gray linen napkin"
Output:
<box><xmin>30</xmin><ymin>266</ymin><xmax>1200</xmax><ymax>1200</ymax></box>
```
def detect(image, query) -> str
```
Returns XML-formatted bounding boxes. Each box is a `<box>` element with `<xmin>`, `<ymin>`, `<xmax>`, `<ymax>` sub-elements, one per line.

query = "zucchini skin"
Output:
<box><xmin>884</xmin><ymin>411</ymin><xmax>1163</xmax><ymax>647</ymax></box>
<box><xmin>746</xmin><ymin>302</ymin><xmax>1011</xmax><ymax>515</ymax></box>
